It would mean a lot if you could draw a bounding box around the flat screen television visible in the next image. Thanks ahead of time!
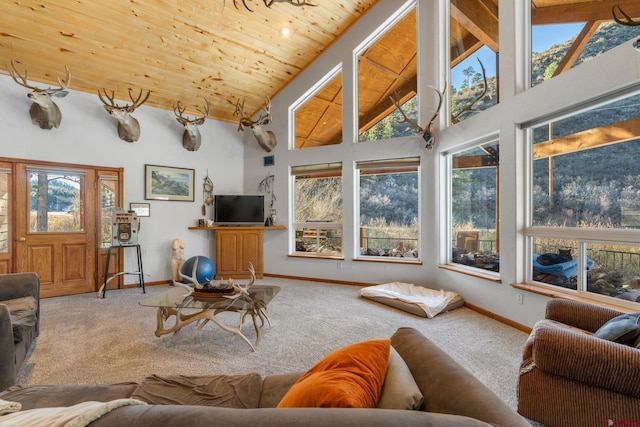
[214,195,265,226]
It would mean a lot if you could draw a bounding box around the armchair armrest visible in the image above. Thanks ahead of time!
[545,299,622,333]
[0,304,17,391]
[0,273,40,336]
[532,324,640,398]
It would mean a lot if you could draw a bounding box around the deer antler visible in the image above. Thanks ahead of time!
[174,99,210,124]
[452,58,488,124]
[7,60,70,93]
[264,0,318,7]
[126,88,151,112]
[97,88,118,107]
[390,83,445,151]
[613,5,640,26]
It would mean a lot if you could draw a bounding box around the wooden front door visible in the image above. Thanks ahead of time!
[14,164,97,297]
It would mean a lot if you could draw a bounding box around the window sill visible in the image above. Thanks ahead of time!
[439,264,501,283]
[288,253,344,261]
[511,282,639,314]
[354,257,422,265]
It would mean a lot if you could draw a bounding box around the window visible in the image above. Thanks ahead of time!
[99,175,118,248]
[450,0,499,124]
[357,158,420,260]
[27,169,84,233]
[530,4,640,87]
[448,139,500,274]
[0,167,9,254]
[294,67,343,149]
[291,163,342,257]
[526,91,640,306]
[358,6,417,142]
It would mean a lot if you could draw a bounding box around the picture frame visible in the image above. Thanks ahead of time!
[130,202,150,217]
[263,155,275,166]
[145,164,195,202]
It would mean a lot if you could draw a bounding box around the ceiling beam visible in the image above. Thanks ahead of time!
[551,21,600,76]
[532,0,640,25]
[533,117,640,160]
[450,0,499,52]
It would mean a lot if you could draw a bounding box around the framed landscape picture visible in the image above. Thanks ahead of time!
[145,164,195,201]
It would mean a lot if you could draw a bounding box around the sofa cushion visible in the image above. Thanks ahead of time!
[131,374,262,408]
[594,312,640,345]
[378,346,423,410]
[277,339,390,408]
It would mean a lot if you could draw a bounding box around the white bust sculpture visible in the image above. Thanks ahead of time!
[170,238,185,283]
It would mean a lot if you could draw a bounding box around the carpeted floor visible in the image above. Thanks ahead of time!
[17,278,530,411]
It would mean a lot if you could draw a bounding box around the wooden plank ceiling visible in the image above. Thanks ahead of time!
[0,0,378,123]
[0,0,639,137]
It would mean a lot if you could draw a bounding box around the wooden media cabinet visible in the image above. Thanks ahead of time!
[188,225,286,279]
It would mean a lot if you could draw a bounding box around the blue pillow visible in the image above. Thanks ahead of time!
[594,313,640,345]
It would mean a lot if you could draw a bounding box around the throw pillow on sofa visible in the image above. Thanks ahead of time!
[277,339,390,408]
[378,346,423,410]
[594,312,640,345]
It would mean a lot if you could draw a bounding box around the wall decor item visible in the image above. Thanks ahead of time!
[173,99,210,151]
[6,60,70,129]
[130,202,150,217]
[145,164,195,202]
[230,0,317,13]
[98,88,151,142]
[233,96,277,152]
[263,155,275,166]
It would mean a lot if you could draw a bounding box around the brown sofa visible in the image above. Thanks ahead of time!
[0,272,40,391]
[517,299,640,427]
[1,327,529,426]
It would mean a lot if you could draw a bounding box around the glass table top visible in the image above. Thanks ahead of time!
[140,285,281,311]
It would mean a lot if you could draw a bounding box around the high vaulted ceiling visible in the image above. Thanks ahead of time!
[1,0,639,134]
[0,0,378,123]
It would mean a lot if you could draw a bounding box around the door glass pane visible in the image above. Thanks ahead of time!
[100,177,118,248]
[28,170,84,233]
[0,169,9,253]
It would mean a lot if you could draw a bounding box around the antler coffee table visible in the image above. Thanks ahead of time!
[139,285,280,351]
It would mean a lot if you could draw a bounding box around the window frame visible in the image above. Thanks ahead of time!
[523,90,640,310]
[444,134,501,281]
[355,157,421,263]
[289,162,344,259]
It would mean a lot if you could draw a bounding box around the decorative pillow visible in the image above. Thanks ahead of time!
[377,346,423,410]
[594,313,640,345]
[277,339,390,408]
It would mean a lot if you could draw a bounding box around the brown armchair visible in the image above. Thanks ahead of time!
[517,299,640,427]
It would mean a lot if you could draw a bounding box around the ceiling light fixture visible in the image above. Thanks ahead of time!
[280,27,293,37]
[229,0,317,13]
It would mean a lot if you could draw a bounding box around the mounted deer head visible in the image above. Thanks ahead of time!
[98,88,150,142]
[6,60,70,129]
[390,83,445,152]
[234,96,278,152]
[452,58,488,124]
[173,99,210,151]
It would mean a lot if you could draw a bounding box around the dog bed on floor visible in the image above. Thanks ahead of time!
[360,282,463,318]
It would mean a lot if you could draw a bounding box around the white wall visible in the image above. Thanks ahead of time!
[243,0,640,327]
[0,76,246,284]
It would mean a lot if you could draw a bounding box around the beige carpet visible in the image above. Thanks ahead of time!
[17,278,529,410]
